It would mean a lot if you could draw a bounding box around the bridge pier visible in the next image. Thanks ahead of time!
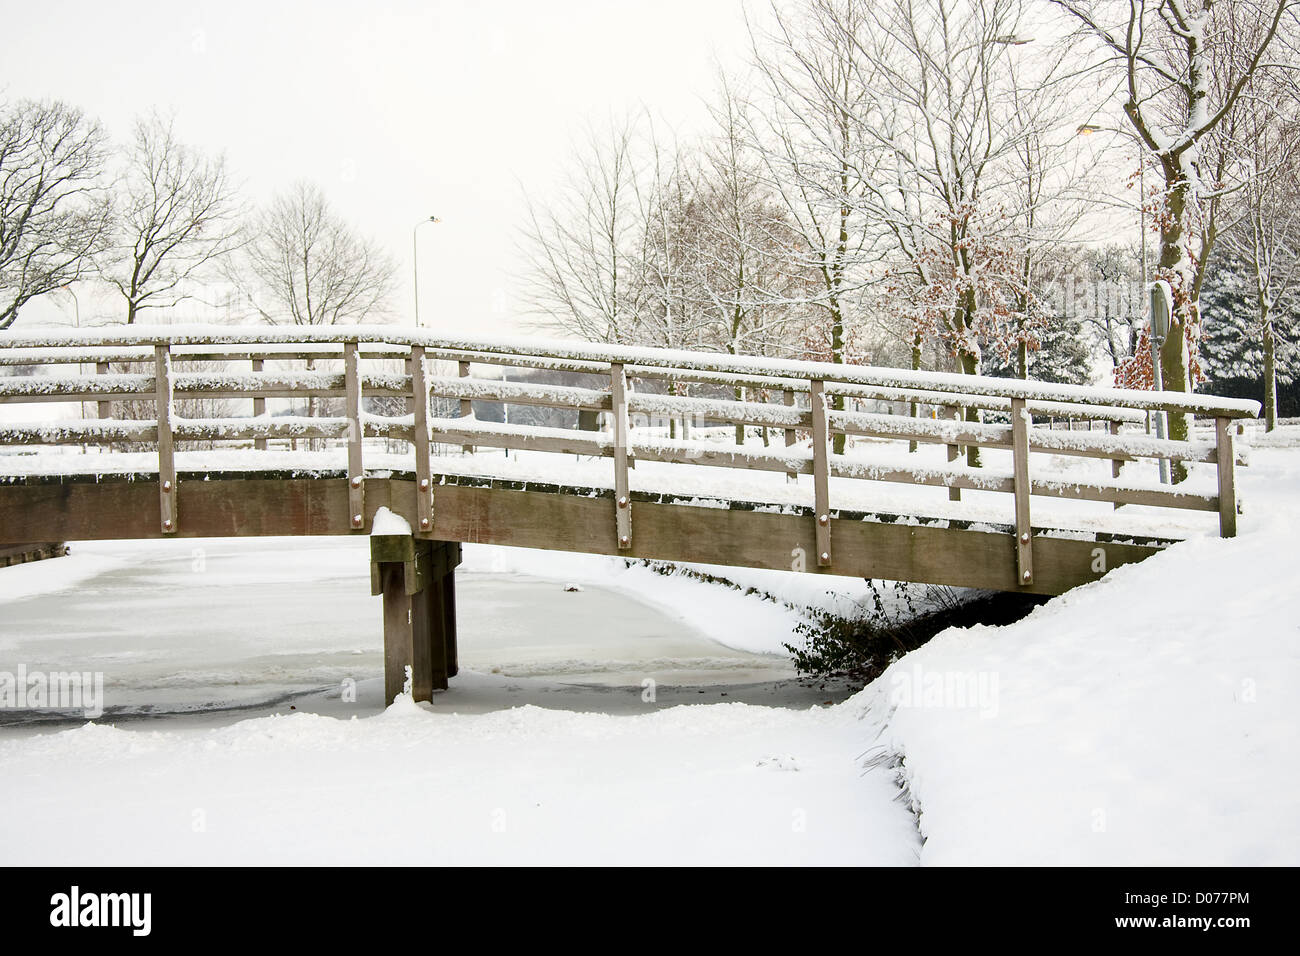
[370,534,461,705]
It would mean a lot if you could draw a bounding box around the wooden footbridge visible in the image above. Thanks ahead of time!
[0,327,1258,703]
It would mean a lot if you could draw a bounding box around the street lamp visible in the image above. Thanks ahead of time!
[412,215,441,329]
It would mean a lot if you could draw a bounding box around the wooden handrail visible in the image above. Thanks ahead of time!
[0,325,1262,419]
[0,327,1256,557]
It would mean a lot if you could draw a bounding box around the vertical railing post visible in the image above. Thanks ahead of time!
[251,358,267,451]
[783,388,796,483]
[1109,419,1123,510]
[96,361,111,421]
[1215,416,1238,538]
[810,379,831,567]
[344,341,365,531]
[411,345,434,536]
[154,344,177,535]
[458,360,474,454]
[610,362,632,551]
[1010,397,1033,586]
[945,404,962,502]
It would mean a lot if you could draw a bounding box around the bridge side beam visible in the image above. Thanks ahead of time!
[0,477,1162,596]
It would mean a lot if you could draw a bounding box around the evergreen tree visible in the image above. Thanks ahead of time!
[983,312,1092,385]
[1200,254,1300,417]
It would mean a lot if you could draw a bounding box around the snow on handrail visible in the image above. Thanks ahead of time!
[0,324,1262,418]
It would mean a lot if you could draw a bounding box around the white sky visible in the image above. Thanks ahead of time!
[2,0,754,334]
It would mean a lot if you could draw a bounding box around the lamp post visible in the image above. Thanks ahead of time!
[412,215,441,328]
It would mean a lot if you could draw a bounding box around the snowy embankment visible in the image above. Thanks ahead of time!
[0,694,921,866]
[855,430,1300,865]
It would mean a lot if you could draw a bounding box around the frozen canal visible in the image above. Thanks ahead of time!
[0,537,915,866]
[0,537,828,725]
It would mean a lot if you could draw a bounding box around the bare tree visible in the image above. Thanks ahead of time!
[0,98,112,330]
[635,123,712,357]
[1077,243,1144,369]
[1052,0,1297,478]
[1220,74,1300,430]
[236,181,395,326]
[835,0,1080,464]
[746,0,888,451]
[519,116,651,344]
[683,80,819,443]
[108,112,244,324]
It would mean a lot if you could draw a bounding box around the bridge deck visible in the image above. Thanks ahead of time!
[1,434,1193,596]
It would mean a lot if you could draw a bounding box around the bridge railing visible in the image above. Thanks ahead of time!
[0,326,1259,586]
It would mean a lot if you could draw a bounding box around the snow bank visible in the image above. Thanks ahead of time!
[0,694,920,865]
[0,548,127,608]
[858,441,1300,864]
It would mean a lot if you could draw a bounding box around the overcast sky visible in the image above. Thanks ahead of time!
[2,0,754,334]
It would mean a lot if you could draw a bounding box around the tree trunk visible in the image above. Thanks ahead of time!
[1157,176,1194,483]
[909,330,922,454]
[955,286,982,468]
[831,303,846,455]
[1263,311,1277,432]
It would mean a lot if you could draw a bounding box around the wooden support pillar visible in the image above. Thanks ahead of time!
[810,379,831,567]
[154,344,177,535]
[371,534,462,705]
[1010,397,1033,586]
[441,567,459,679]
[252,358,267,450]
[1215,416,1238,538]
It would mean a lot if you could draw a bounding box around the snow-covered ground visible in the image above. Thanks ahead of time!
[862,428,1300,865]
[0,427,1296,865]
